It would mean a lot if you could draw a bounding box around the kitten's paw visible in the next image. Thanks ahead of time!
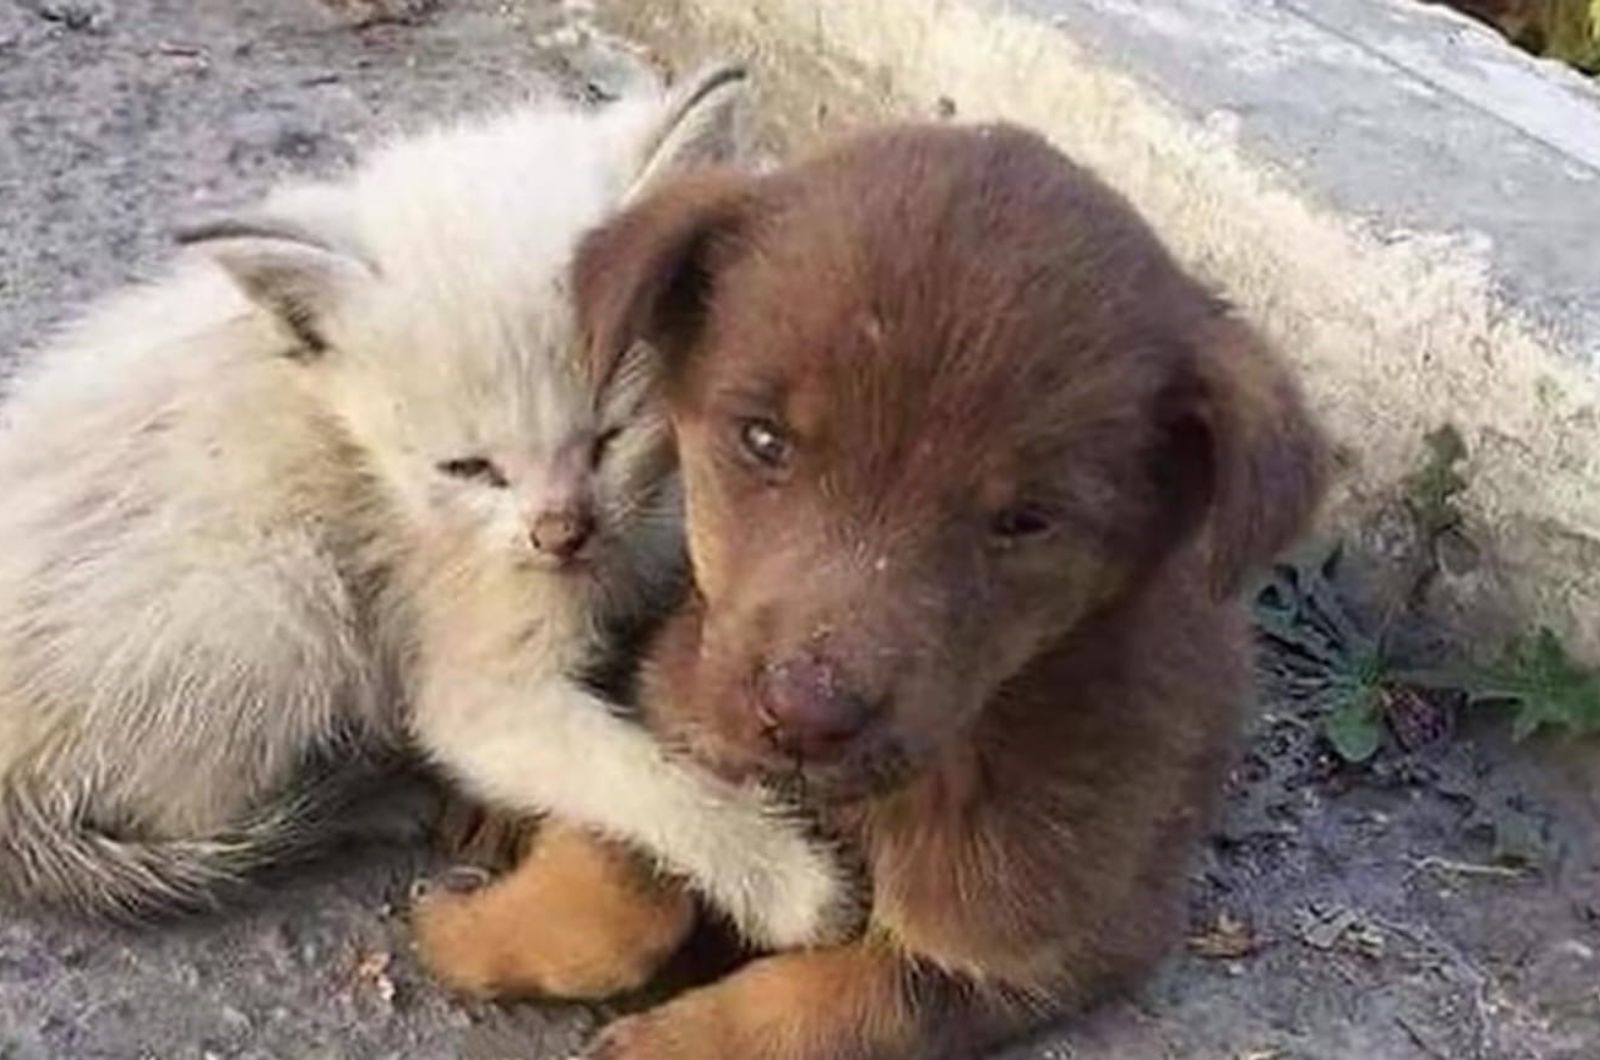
[733,832,866,951]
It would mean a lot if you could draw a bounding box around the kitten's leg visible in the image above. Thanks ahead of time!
[412,674,859,951]
[414,819,694,999]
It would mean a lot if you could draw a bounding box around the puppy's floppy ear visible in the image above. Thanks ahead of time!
[1164,307,1331,598]
[573,170,754,389]
[174,190,375,360]
[625,62,748,202]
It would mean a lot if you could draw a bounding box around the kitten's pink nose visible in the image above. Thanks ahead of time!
[529,508,594,560]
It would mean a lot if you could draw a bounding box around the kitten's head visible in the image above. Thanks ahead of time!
[178,66,746,575]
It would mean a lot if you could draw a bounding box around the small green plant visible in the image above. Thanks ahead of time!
[1404,424,1468,544]
[1256,545,1600,760]
[1256,423,1600,762]
[1323,664,1387,763]
[1414,627,1600,741]
[1398,422,1600,741]
[1254,544,1394,762]
[1254,550,1593,758]
[1401,423,1469,607]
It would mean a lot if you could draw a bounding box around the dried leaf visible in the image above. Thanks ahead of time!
[1487,803,1548,868]
[1343,921,1386,961]
[354,949,391,979]
[1381,684,1454,751]
[1298,905,1359,950]
[1189,912,1260,959]
[351,947,396,1005]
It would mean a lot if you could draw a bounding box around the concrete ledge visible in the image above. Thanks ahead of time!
[604,0,1600,661]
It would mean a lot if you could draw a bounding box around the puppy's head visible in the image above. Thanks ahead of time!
[577,124,1328,798]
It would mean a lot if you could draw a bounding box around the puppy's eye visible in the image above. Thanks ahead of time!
[437,456,508,488]
[989,504,1055,544]
[592,426,624,464]
[738,418,792,470]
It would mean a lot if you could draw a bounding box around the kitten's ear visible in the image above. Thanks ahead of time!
[624,62,748,201]
[574,170,755,390]
[174,193,375,359]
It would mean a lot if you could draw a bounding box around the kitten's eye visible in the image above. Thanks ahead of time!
[437,456,508,488]
[592,426,624,464]
[989,503,1055,545]
[738,418,792,470]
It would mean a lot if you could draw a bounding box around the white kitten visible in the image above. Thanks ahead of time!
[0,66,853,950]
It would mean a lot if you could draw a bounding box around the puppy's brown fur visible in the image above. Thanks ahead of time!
[424,122,1329,1058]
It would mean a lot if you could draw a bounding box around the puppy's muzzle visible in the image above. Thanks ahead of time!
[754,652,884,760]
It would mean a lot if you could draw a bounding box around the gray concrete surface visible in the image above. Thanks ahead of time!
[605,0,1600,667]
[3,2,1599,1059]
[1032,0,1600,362]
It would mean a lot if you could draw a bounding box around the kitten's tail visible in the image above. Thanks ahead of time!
[0,786,318,920]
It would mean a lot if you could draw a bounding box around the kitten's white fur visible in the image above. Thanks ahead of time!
[0,68,852,949]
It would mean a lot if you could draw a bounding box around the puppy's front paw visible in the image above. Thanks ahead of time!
[577,946,913,1060]
[411,884,510,997]
[580,1012,693,1060]
[413,824,696,1001]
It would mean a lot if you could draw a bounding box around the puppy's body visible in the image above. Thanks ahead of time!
[0,71,851,951]
[422,122,1329,1056]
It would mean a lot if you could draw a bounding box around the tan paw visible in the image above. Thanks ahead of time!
[413,822,696,1000]
[580,1013,687,1060]
[411,884,514,997]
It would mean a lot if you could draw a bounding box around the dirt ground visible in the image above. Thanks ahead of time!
[1,2,1597,1058]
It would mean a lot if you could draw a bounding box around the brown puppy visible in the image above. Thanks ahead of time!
[420,122,1330,1058]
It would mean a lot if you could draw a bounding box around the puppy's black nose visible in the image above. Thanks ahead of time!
[756,654,880,758]
[529,508,594,560]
